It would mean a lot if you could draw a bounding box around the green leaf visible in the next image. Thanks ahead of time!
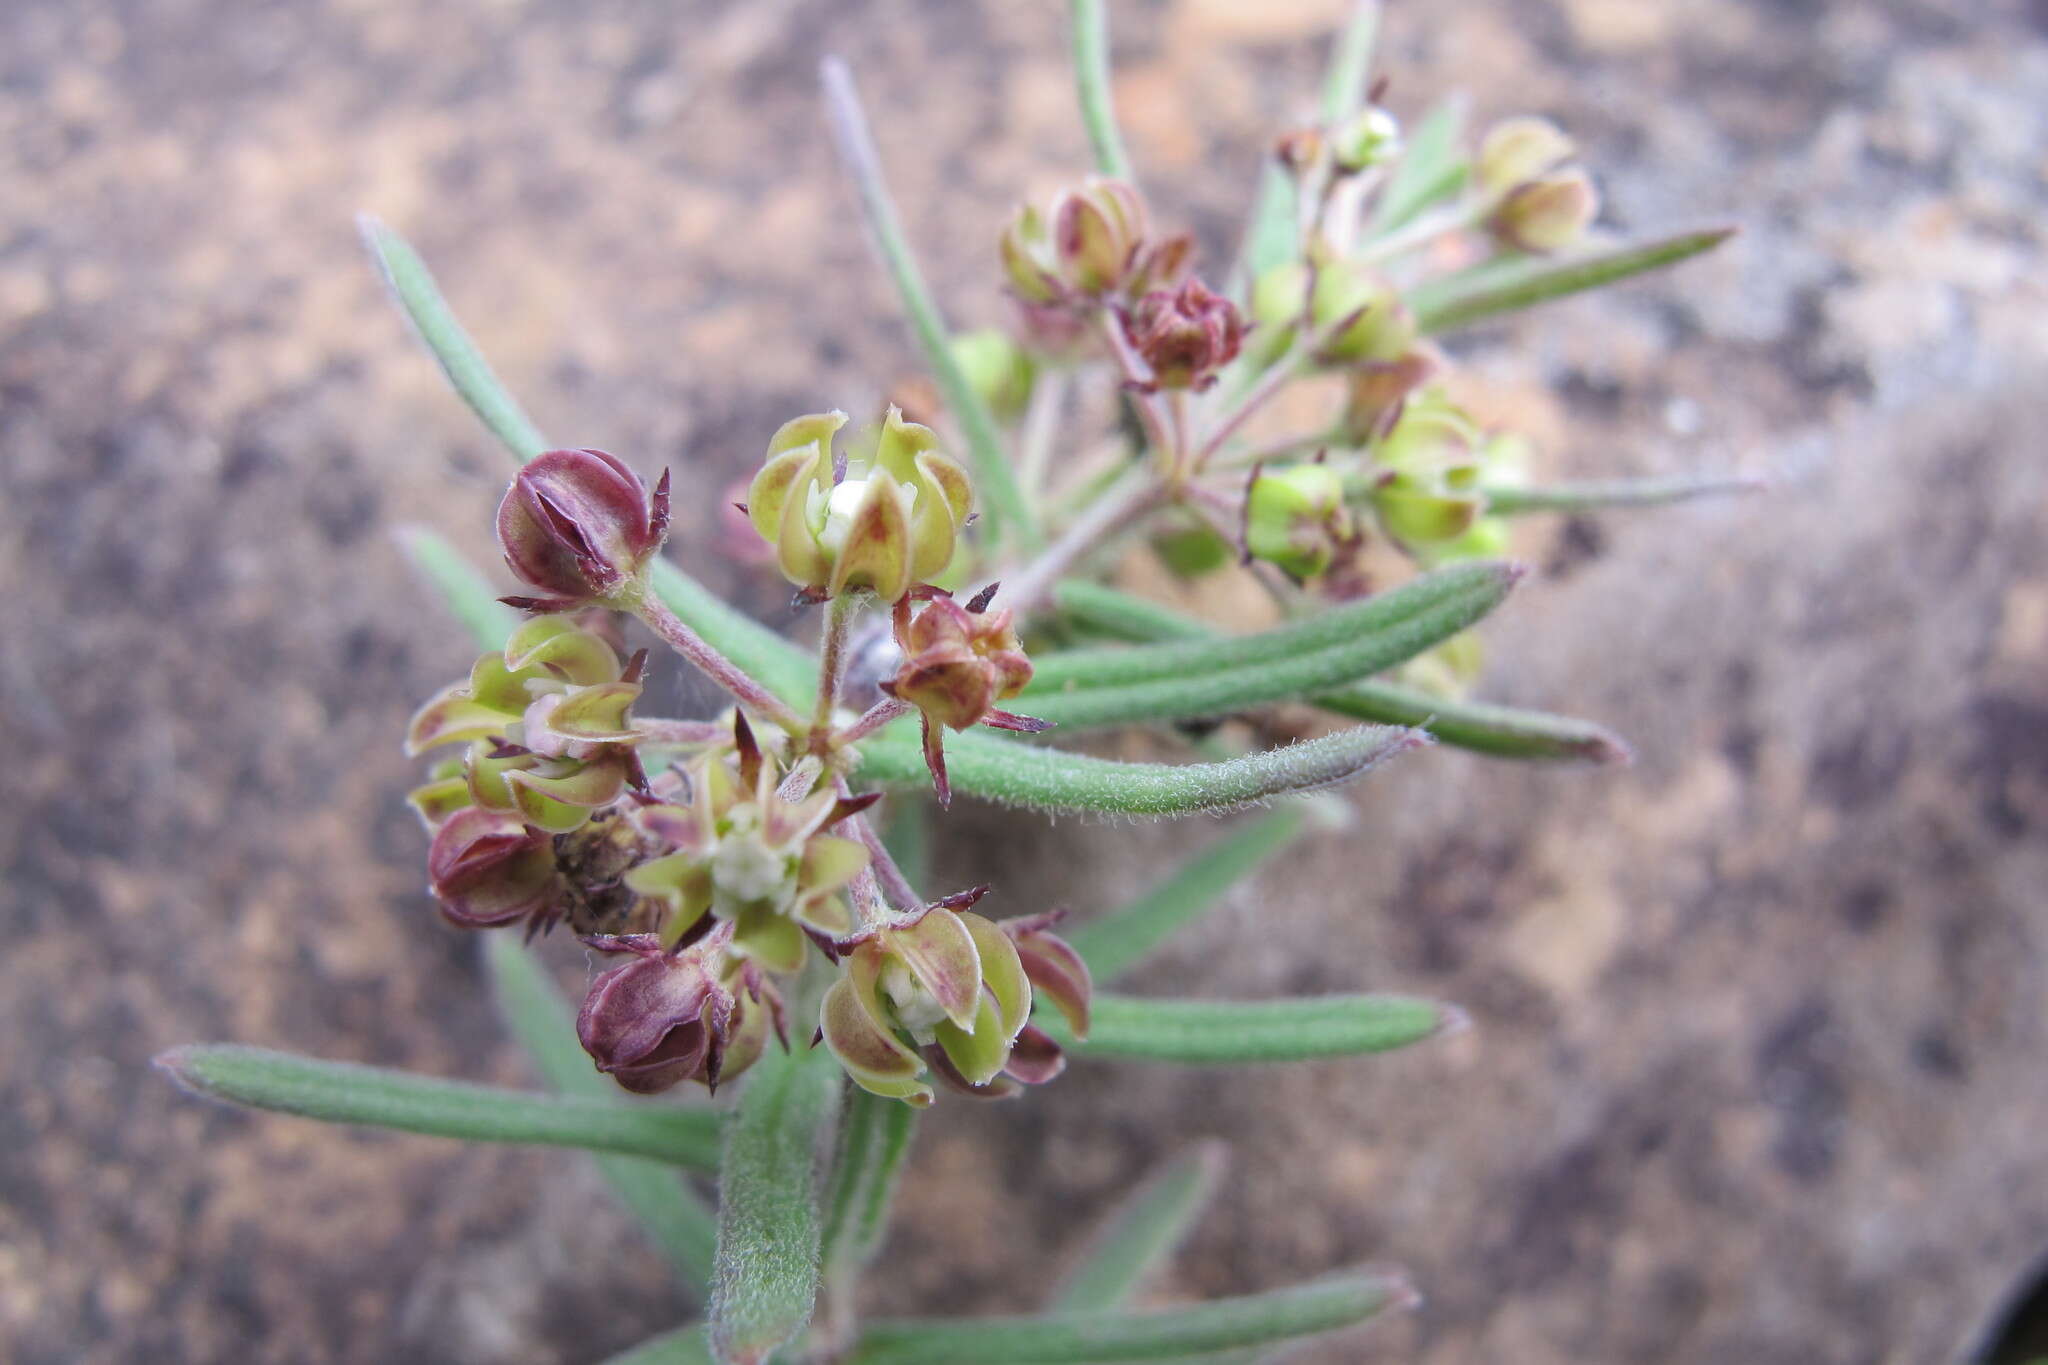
[395,526,520,650]
[1070,0,1135,182]
[710,1044,842,1365]
[819,57,1039,552]
[1051,1142,1228,1314]
[1237,161,1299,291]
[1052,578,1627,763]
[1483,472,1764,516]
[485,936,721,1290]
[1319,1,1383,126]
[599,1325,715,1365]
[820,1087,919,1293]
[1042,993,1458,1065]
[359,215,548,463]
[859,722,1427,817]
[1066,810,1306,982]
[154,1044,722,1169]
[1409,226,1737,335]
[851,1271,1414,1363]
[1030,562,1515,694]
[1369,95,1468,233]
[1020,563,1520,729]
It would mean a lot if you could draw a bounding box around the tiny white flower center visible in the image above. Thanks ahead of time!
[880,960,949,1044]
[815,474,916,554]
[709,807,798,912]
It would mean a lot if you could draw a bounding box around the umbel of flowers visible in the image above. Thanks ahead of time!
[404,438,1088,1102]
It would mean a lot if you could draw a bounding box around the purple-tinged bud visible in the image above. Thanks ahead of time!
[426,806,561,930]
[1476,116,1576,199]
[1123,280,1246,392]
[1054,177,1148,297]
[575,925,770,1094]
[1487,169,1598,254]
[884,589,1049,807]
[1003,911,1093,1043]
[496,448,669,609]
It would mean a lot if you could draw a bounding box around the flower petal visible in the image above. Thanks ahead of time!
[884,907,982,1031]
[821,973,932,1107]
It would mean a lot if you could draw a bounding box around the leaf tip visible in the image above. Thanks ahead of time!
[1431,1001,1472,1040]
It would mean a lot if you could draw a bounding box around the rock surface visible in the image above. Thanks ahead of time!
[5,1,2046,1362]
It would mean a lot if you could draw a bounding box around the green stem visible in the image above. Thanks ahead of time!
[819,57,1040,552]
[1069,0,1135,181]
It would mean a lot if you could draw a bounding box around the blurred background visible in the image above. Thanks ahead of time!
[5,0,2046,1361]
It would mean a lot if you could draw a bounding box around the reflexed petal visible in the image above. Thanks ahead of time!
[730,904,807,975]
[821,974,932,1107]
[797,835,870,898]
[885,907,983,1031]
[543,681,642,742]
[467,651,539,715]
[830,477,914,602]
[747,442,822,544]
[959,912,1030,1041]
[405,685,505,755]
[1012,927,1093,1039]
[1003,1023,1067,1085]
[795,891,853,937]
[933,989,1013,1088]
[503,616,620,684]
[406,775,472,830]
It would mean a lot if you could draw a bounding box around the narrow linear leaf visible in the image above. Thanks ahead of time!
[710,1044,842,1365]
[1483,473,1765,516]
[485,936,721,1289]
[360,215,547,462]
[1070,0,1135,181]
[396,525,520,649]
[1319,0,1382,125]
[1053,578,1627,763]
[860,721,1428,816]
[1023,564,1521,729]
[1029,561,1516,694]
[1042,993,1458,1065]
[1369,95,1468,234]
[1067,809,1305,982]
[600,1325,715,1365]
[154,1044,721,1169]
[820,1087,919,1293]
[819,57,1038,551]
[1409,226,1737,335]
[1052,1142,1229,1314]
[1236,160,1299,292]
[852,1271,1414,1364]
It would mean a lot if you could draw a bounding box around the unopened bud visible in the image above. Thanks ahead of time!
[1310,260,1416,365]
[1331,107,1402,173]
[886,590,1049,806]
[1488,169,1598,253]
[1244,463,1357,582]
[496,448,668,609]
[426,806,561,930]
[575,926,775,1094]
[1124,279,1246,391]
[1476,116,1577,198]
[949,329,1036,420]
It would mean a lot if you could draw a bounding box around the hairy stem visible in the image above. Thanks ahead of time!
[837,697,913,747]
[633,590,808,736]
[813,594,860,737]
[634,718,732,746]
[852,812,922,911]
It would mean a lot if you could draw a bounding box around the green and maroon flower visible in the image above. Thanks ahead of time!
[745,406,973,605]
[623,716,872,973]
[884,585,1050,806]
[1001,177,1190,306]
[424,805,561,932]
[1123,279,1246,392]
[405,615,646,834]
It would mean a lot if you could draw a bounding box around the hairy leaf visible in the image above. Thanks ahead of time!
[1409,226,1736,335]
[1369,96,1467,233]
[820,57,1038,550]
[1070,0,1135,181]
[859,722,1427,816]
[599,1326,715,1365]
[360,215,548,462]
[710,1044,842,1365]
[1051,1142,1228,1314]
[1067,809,1306,981]
[1043,993,1458,1065]
[820,1086,920,1299]
[486,936,720,1289]
[852,1271,1414,1363]
[1484,473,1764,516]
[1053,579,1627,762]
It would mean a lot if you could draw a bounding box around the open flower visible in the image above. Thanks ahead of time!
[884,586,1050,806]
[575,925,778,1094]
[623,715,872,973]
[497,448,669,610]
[820,898,1093,1105]
[405,615,645,834]
[745,407,972,604]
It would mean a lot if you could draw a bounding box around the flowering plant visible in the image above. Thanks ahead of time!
[158,3,1743,1361]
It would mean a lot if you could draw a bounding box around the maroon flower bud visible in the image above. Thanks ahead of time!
[426,806,561,930]
[884,587,1050,806]
[496,448,669,609]
[575,925,772,1094]
[1123,280,1245,392]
